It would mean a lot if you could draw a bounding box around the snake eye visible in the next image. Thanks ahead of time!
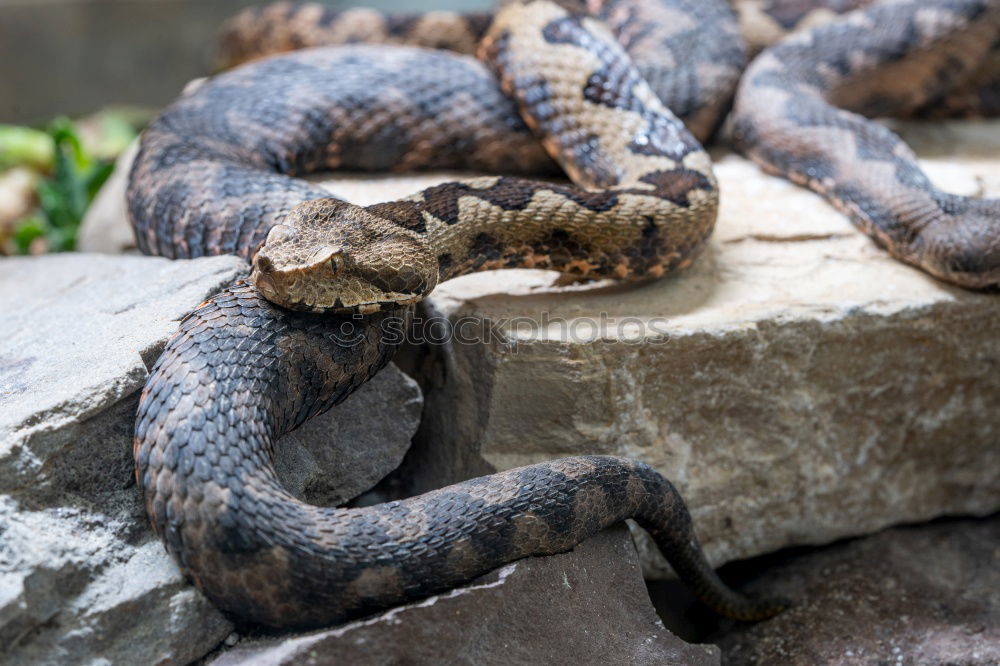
[329,254,341,275]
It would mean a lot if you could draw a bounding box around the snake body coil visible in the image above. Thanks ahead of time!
[130,0,999,629]
[732,0,1000,287]
[131,0,780,628]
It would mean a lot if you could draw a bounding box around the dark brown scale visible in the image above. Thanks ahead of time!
[733,0,1000,288]
[132,0,780,629]
[757,0,872,30]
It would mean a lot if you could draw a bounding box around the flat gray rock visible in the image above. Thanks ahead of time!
[0,253,246,497]
[0,497,231,666]
[211,526,719,666]
[711,516,1000,665]
[0,254,422,665]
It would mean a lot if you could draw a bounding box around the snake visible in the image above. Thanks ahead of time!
[127,0,999,630]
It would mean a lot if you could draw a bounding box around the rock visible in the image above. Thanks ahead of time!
[0,254,422,665]
[709,515,1000,665]
[273,364,423,507]
[0,499,232,666]
[393,119,1000,577]
[77,140,139,254]
[210,525,719,666]
[0,254,247,502]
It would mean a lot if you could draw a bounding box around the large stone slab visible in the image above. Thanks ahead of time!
[210,526,719,666]
[0,254,246,499]
[0,497,232,666]
[0,254,422,665]
[394,120,1000,577]
[710,515,1000,665]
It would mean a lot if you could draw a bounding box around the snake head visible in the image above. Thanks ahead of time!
[251,198,439,313]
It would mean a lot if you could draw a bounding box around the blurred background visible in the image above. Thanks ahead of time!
[0,0,490,123]
[0,0,489,255]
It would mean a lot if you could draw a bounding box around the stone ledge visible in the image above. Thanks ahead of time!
[0,253,422,664]
[709,515,1000,665]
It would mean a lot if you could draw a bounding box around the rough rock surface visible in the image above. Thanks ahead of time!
[210,525,720,666]
[77,140,139,254]
[0,254,422,665]
[396,120,1000,577]
[78,119,1000,578]
[710,515,1000,665]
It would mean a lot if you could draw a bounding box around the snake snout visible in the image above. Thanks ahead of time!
[253,251,275,275]
[249,251,286,305]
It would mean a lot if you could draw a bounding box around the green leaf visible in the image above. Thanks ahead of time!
[12,215,46,254]
[46,221,78,252]
[4,115,126,254]
[48,117,90,170]
[0,125,55,171]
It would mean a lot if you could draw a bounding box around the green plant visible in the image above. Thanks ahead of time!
[9,118,115,253]
[0,125,54,171]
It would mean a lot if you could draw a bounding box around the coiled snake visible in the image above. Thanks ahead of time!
[129,0,1000,629]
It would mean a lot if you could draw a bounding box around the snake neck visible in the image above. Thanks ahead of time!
[386,173,718,286]
[355,0,723,289]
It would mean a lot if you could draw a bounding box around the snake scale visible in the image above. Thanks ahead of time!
[129,0,1000,629]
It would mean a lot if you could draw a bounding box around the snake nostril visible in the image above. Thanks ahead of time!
[255,254,274,273]
[254,271,277,298]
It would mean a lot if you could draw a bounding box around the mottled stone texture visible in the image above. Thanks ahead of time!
[210,526,720,666]
[0,254,421,665]
[710,516,1000,665]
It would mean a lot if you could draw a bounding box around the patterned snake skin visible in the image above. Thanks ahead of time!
[733,0,1000,287]
[129,0,998,629]
[245,1,724,313]
[130,0,785,629]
